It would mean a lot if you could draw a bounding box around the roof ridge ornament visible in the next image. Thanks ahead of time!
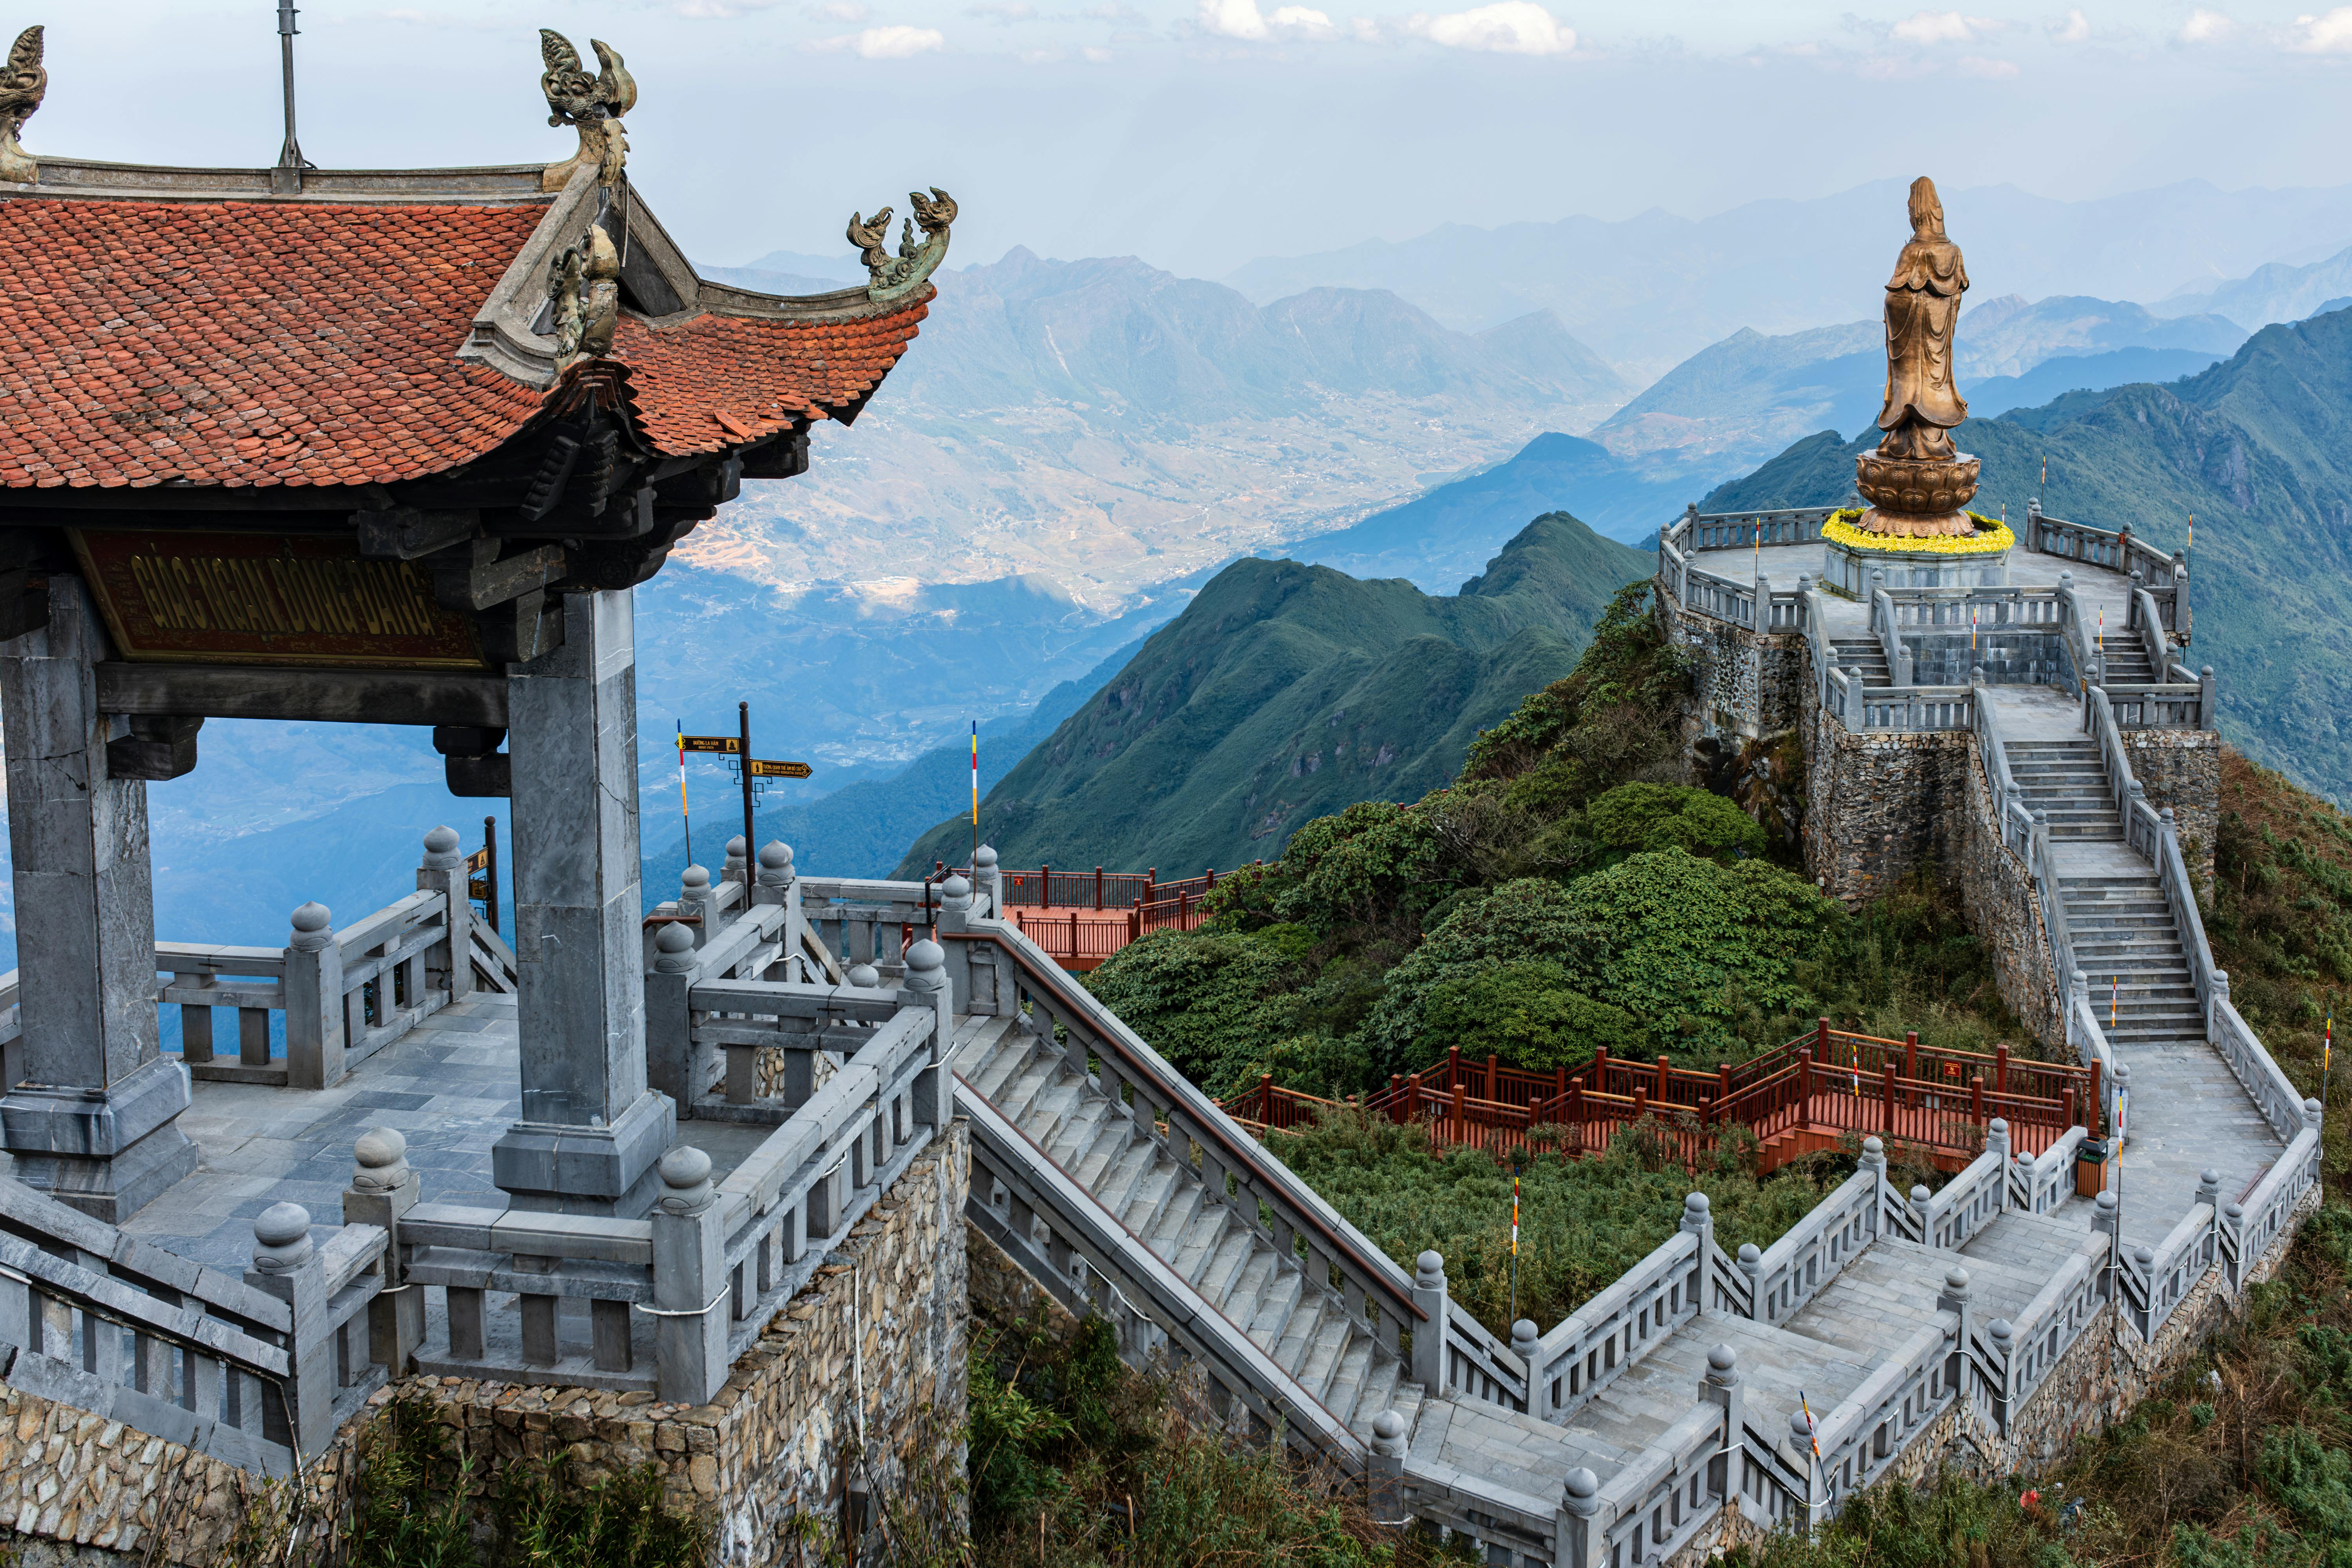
[539,29,634,193]
[547,222,622,370]
[0,24,45,186]
[849,186,957,302]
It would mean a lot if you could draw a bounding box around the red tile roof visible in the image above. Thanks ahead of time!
[0,194,932,492]
[0,197,548,490]
[608,297,929,456]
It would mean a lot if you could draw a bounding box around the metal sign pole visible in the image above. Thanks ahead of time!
[484,815,499,936]
[737,701,755,863]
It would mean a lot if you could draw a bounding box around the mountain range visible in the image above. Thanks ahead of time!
[1703,305,2352,807]
[894,513,1653,877]
[1224,178,2352,376]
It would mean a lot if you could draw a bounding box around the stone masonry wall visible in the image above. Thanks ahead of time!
[1659,590,1811,742]
[2122,729,2221,894]
[1803,704,1972,904]
[0,1122,970,1568]
[1956,737,2064,1048]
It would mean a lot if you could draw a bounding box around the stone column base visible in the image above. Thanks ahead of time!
[491,1088,675,1215]
[0,1057,198,1222]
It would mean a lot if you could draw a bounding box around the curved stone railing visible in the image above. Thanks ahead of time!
[1526,1218,1701,1423]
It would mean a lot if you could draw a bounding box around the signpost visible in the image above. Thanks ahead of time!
[466,817,499,935]
[677,702,811,873]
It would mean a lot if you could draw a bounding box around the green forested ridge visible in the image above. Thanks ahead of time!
[1704,305,2352,804]
[893,511,1653,878]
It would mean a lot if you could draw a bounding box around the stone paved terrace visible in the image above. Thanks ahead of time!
[0,991,774,1271]
[1732,538,2142,635]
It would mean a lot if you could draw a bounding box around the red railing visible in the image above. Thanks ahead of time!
[1219,1020,2096,1171]
[1008,909,1133,968]
[937,861,1258,911]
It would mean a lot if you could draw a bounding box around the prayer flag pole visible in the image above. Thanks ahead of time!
[677,721,692,869]
[1509,1159,1521,1328]
[971,719,980,873]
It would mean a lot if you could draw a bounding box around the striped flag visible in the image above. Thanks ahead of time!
[970,720,979,827]
[676,721,693,864]
[1511,1171,1521,1258]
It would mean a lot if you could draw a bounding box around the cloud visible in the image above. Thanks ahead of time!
[1889,10,1994,43]
[812,0,868,18]
[1083,43,1114,58]
[812,22,947,53]
[2290,7,2352,50]
[1198,0,1337,39]
[672,0,789,16]
[2052,7,2089,40]
[965,0,1034,17]
[2179,8,2232,39]
[1957,53,2019,74]
[1409,1,1573,54]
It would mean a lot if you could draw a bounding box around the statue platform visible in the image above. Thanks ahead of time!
[1821,511,2014,595]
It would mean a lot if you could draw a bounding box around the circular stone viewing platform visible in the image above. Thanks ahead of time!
[1821,508,2014,595]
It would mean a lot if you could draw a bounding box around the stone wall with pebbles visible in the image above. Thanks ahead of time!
[0,1122,969,1567]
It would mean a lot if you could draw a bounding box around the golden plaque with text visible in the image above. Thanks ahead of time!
[68,530,487,669]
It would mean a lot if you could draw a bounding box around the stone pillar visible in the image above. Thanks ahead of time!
[1410,1250,1448,1390]
[1738,1242,1763,1319]
[1699,1344,1742,1501]
[1681,1191,1714,1315]
[645,923,698,1115]
[246,1200,336,1456]
[1859,1134,1889,1228]
[495,591,673,1214]
[974,844,1003,917]
[905,939,953,1135]
[1936,1267,1970,1396]
[649,1145,729,1406]
[416,826,474,1002]
[343,1127,424,1377]
[0,576,195,1222]
[1368,1410,1408,1522]
[935,875,975,1013]
[1561,1467,1604,1568]
[284,902,346,1091]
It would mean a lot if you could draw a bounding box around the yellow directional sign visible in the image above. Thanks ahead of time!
[747,758,812,780]
[680,735,742,755]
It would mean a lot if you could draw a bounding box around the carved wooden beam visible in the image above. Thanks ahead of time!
[95,664,508,728]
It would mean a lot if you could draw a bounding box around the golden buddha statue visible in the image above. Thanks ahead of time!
[1855,177,1981,536]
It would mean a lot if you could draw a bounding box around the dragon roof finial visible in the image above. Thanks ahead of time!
[0,25,46,187]
[539,29,635,193]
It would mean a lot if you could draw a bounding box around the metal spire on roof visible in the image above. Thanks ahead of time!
[272,0,315,192]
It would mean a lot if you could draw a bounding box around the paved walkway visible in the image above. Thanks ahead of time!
[1718,541,2140,644]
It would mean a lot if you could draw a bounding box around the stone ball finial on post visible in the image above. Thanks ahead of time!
[1415,1250,1446,1289]
[251,1202,315,1274]
[940,873,973,916]
[351,1127,410,1194]
[846,962,882,989]
[653,922,696,974]
[1705,1343,1738,1385]
[1511,1319,1539,1361]
[1371,1408,1407,1453]
[422,824,463,870]
[656,1144,715,1216]
[1681,1191,1711,1234]
[722,836,748,882]
[1563,1466,1600,1516]
[758,841,795,887]
[680,863,710,903]
[289,900,333,951]
[974,844,998,871]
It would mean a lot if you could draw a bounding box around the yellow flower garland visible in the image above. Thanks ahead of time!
[1823,508,2014,557]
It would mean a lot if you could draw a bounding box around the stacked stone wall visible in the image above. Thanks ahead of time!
[1659,590,1810,741]
[0,1123,969,1567]
[1955,738,2064,1047]
[2121,729,2221,893]
[1802,705,1971,904]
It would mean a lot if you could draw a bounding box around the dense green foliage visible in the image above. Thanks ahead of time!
[970,1308,1450,1568]
[1263,1109,1874,1333]
[1704,306,2352,806]
[896,512,1653,878]
[1085,582,2022,1107]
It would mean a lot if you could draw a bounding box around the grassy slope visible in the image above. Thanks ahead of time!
[1702,307,2352,804]
[894,512,1653,876]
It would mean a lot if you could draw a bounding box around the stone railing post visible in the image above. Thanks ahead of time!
[343,1128,423,1376]
[677,863,712,946]
[974,844,1004,918]
[1699,1344,1742,1499]
[284,901,344,1091]
[2210,970,2230,1036]
[2223,1200,2247,1289]
[1986,1318,2015,1431]
[1562,1467,1603,1568]
[720,835,748,886]
[2112,1061,2132,1145]
[1369,1411,1408,1522]
[650,1145,729,1405]
[903,940,954,1132]
[1859,1134,1889,1229]
[1680,1192,1714,1316]
[1512,1318,1540,1410]
[1410,1250,1448,1390]
[1738,1243,1763,1319]
[1936,1267,1970,1396]
[645,923,698,1114]
[2199,666,2217,731]
[1909,1183,1931,1237]
[935,875,976,1014]
[753,840,794,907]
[246,1201,336,1456]
[1791,1408,1826,1528]
[417,825,474,1001]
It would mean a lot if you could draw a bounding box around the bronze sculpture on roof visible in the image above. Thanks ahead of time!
[539,29,633,191]
[0,25,44,185]
[1855,176,1981,537]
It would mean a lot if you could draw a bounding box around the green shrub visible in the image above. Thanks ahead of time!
[1416,961,1639,1072]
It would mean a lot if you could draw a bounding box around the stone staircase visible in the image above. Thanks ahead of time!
[955,1014,1426,1443]
[1829,637,1892,687]
[2062,873,2206,1051]
[2004,739,2123,841]
[2098,632,2157,686]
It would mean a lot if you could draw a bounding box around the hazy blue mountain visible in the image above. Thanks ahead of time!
[1965,349,2232,422]
[1281,432,1699,579]
[1702,308,2352,805]
[893,513,1653,877]
[2155,244,2352,330]
[1224,178,2352,374]
[1958,294,2245,378]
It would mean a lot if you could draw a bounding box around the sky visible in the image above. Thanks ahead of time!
[28,2,2352,282]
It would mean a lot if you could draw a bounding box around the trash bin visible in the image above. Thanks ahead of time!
[2075,1137,2108,1197]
